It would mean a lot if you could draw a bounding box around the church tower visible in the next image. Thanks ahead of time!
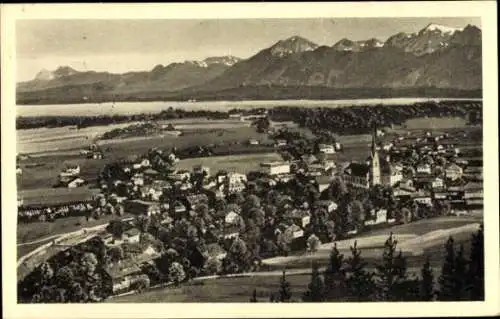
[369,123,381,186]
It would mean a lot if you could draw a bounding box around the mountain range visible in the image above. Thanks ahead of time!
[17,23,482,104]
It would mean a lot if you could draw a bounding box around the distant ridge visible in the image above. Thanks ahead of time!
[17,23,482,104]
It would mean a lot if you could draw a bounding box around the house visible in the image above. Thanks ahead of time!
[226,172,247,194]
[61,164,81,176]
[223,226,240,239]
[260,161,291,176]
[315,175,332,193]
[463,182,483,200]
[184,194,209,211]
[168,170,191,182]
[193,165,210,177]
[102,261,149,295]
[249,139,260,145]
[123,228,141,243]
[416,163,432,174]
[431,177,445,190]
[131,173,144,186]
[172,202,187,215]
[274,139,287,147]
[317,200,337,213]
[143,168,159,178]
[66,177,85,188]
[412,191,432,206]
[445,163,463,181]
[318,144,336,154]
[389,165,404,186]
[124,200,160,216]
[275,223,304,241]
[283,209,311,228]
[225,210,240,225]
[140,185,163,201]
[301,154,318,164]
[133,158,151,170]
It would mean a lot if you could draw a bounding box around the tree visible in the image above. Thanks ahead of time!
[68,282,87,303]
[249,289,258,302]
[108,246,124,263]
[203,257,223,275]
[323,243,347,300]
[374,233,411,301]
[168,262,186,286]
[39,262,54,285]
[347,200,365,231]
[106,219,126,239]
[80,252,99,276]
[306,234,320,253]
[227,238,251,272]
[302,262,325,302]
[278,270,292,302]
[465,224,484,300]
[54,266,74,289]
[136,215,151,233]
[345,241,375,301]
[438,237,462,301]
[420,256,435,301]
[454,244,468,300]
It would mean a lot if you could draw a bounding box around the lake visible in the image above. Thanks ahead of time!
[16,97,481,117]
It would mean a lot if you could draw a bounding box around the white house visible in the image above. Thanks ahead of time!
[260,161,291,176]
[225,211,240,225]
[416,163,432,174]
[445,163,463,181]
[131,173,144,186]
[431,177,445,189]
[318,144,336,154]
[68,178,85,188]
[123,228,141,243]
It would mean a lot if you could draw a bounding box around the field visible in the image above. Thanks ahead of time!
[176,153,283,174]
[17,213,134,244]
[17,156,112,190]
[18,187,100,206]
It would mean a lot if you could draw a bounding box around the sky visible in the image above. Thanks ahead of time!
[16,17,481,82]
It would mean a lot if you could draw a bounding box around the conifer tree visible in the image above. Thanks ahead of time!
[303,262,325,302]
[249,289,258,302]
[323,243,347,300]
[466,224,484,300]
[454,244,468,300]
[374,233,411,300]
[345,241,375,301]
[419,256,435,301]
[438,237,457,300]
[278,270,292,302]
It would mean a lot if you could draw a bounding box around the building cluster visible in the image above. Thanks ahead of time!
[342,126,483,213]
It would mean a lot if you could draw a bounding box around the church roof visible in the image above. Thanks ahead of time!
[344,163,370,177]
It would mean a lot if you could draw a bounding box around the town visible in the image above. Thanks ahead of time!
[17,104,483,302]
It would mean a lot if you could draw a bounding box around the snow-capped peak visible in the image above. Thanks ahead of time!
[421,23,463,35]
[270,35,318,57]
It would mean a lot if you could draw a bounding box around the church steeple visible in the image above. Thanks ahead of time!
[369,121,381,186]
[371,122,377,157]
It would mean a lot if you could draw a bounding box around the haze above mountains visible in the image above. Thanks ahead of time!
[17,23,482,104]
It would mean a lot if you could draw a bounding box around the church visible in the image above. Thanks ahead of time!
[342,124,402,189]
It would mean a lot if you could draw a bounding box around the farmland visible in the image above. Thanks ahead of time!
[176,153,283,174]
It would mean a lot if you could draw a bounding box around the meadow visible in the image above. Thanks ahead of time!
[176,153,284,174]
